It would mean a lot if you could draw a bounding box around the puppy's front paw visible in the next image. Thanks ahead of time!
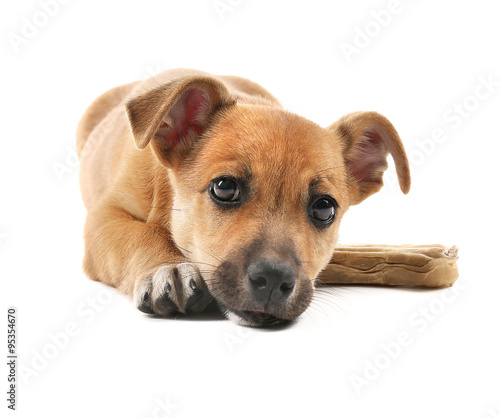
[134,263,213,316]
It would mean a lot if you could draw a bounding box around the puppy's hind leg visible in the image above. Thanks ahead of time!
[76,81,138,157]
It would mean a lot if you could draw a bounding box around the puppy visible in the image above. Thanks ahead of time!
[77,68,410,327]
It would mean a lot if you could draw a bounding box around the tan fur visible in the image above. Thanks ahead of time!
[77,68,410,324]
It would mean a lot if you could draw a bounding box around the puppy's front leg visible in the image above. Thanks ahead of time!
[83,202,213,315]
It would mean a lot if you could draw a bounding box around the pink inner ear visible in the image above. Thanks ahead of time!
[347,131,387,184]
[160,88,208,147]
[183,88,207,135]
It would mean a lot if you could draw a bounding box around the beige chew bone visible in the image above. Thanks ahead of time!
[318,244,459,288]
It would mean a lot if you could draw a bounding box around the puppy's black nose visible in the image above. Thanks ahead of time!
[247,260,295,304]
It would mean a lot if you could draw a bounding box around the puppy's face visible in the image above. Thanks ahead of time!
[127,76,410,326]
[169,106,348,325]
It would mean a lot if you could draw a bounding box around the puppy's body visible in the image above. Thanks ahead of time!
[77,68,410,326]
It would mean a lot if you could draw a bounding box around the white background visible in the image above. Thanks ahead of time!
[1,1,499,417]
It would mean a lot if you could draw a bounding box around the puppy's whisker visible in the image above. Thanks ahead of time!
[142,260,217,276]
[148,229,194,256]
[184,261,218,269]
[312,300,347,317]
[324,289,358,306]
[317,285,360,299]
[311,288,352,316]
[187,242,223,263]
[198,296,219,313]
[150,206,183,211]
[306,303,328,320]
[195,268,217,273]
[330,286,369,296]
[310,297,342,314]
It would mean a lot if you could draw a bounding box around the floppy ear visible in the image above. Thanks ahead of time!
[126,76,235,165]
[328,111,411,205]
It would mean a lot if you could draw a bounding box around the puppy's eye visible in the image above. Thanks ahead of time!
[309,196,337,226]
[210,177,241,203]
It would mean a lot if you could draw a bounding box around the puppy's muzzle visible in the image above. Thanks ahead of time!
[247,259,295,305]
[211,245,312,327]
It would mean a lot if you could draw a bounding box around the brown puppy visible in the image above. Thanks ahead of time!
[77,68,410,327]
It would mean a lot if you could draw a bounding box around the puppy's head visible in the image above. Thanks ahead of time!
[126,76,411,326]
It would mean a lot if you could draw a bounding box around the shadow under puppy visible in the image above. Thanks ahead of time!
[77,68,410,327]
